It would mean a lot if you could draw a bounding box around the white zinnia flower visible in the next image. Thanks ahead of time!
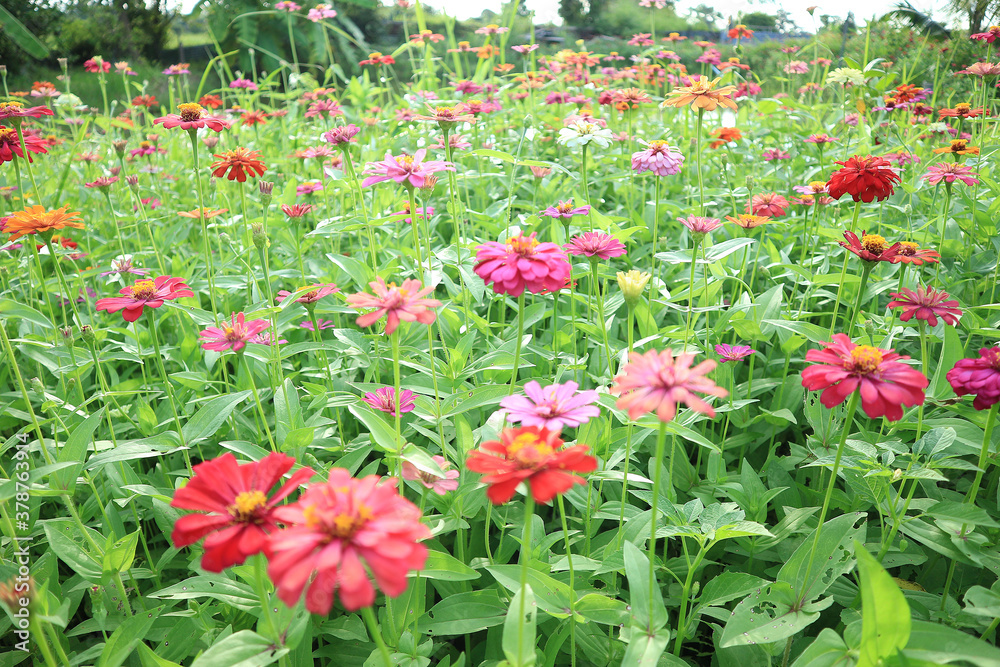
[557,120,614,149]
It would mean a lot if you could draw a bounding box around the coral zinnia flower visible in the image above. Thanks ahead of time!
[4,205,83,243]
[947,347,1000,410]
[728,24,754,39]
[210,147,267,183]
[923,162,979,186]
[346,278,441,335]
[0,126,47,164]
[887,286,962,327]
[240,110,268,127]
[611,349,728,422]
[746,192,788,217]
[276,283,339,305]
[402,455,459,495]
[826,155,901,203]
[709,127,742,149]
[661,76,738,111]
[200,312,271,352]
[154,102,230,132]
[500,381,600,431]
[466,426,598,504]
[267,469,430,613]
[726,214,770,230]
[171,452,313,572]
[938,103,987,119]
[96,276,193,322]
[362,386,415,416]
[957,62,1000,77]
[801,334,927,421]
[321,124,361,145]
[840,231,901,263]
[564,231,627,259]
[891,241,939,265]
[361,149,454,189]
[631,140,685,175]
[972,25,1000,42]
[178,208,228,220]
[474,231,572,296]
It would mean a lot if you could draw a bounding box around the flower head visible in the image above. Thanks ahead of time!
[746,192,788,218]
[346,278,441,335]
[267,469,430,613]
[200,313,271,352]
[827,155,901,203]
[501,381,600,431]
[887,287,962,327]
[362,386,415,416]
[277,283,339,305]
[709,127,742,149]
[466,427,597,504]
[474,232,572,296]
[5,205,83,242]
[661,76,737,111]
[402,455,459,495]
[100,255,150,282]
[891,241,939,265]
[617,270,650,307]
[716,344,756,363]
[762,148,791,161]
[933,139,979,156]
[96,276,193,322]
[827,68,866,86]
[557,120,615,149]
[947,347,1000,410]
[171,453,313,572]
[361,149,454,189]
[0,125,47,164]
[564,231,627,259]
[154,103,230,132]
[840,230,901,263]
[300,319,335,332]
[923,162,979,186]
[0,102,54,121]
[726,214,770,230]
[541,199,590,218]
[611,349,727,422]
[679,215,722,243]
[801,334,928,421]
[631,140,685,175]
[210,148,267,182]
[321,124,361,145]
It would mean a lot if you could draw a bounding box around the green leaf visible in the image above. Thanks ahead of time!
[97,606,162,667]
[789,628,851,667]
[138,643,184,667]
[418,590,507,636]
[698,572,771,608]
[51,409,103,492]
[623,541,667,631]
[149,575,259,612]
[348,403,401,452]
[486,565,572,617]
[274,378,303,443]
[183,391,252,443]
[421,549,480,582]
[42,520,102,583]
[0,5,48,59]
[189,629,288,667]
[0,298,53,328]
[777,512,866,602]
[902,620,1000,666]
[620,626,671,667]
[855,541,910,667]
[103,530,139,575]
[964,585,1000,618]
[925,500,1000,529]
[720,581,832,648]
[574,594,629,625]
[501,585,537,667]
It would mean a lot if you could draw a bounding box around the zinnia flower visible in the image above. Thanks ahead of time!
[617,270,650,307]
[171,452,314,572]
[300,319,335,331]
[762,148,790,161]
[0,125,47,164]
[726,214,769,230]
[840,231,901,263]
[362,387,416,416]
[746,192,788,218]
[933,139,979,156]
[826,155,901,203]
[661,76,737,111]
[321,125,361,145]
[154,103,230,132]
[210,148,267,183]
[346,278,441,335]
[4,205,83,242]
[0,101,54,121]
[100,255,150,282]
[801,334,927,420]
[474,232,572,296]
[276,283,339,305]
[266,469,430,613]
[541,200,590,218]
[557,120,615,148]
[631,140,684,175]
[465,426,598,504]
[709,127,742,149]
[500,381,600,431]
[564,232,627,259]
[611,349,727,422]
[887,287,962,327]
[716,344,756,362]
[947,347,1000,410]
[891,241,939,265]
[200,312,271,352]
[96,276,193,322]
[923,162,979,186]
[402,456,459,495]
[361,149,454,189]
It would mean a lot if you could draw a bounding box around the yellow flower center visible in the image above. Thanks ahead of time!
[305,503,374,539]
[648,140,669,149]
[459,41,470,48]
[0,127,16,142]
[228,490,267,521]
[223,326,240,341]
[850,346,884,374]
[398,155,414,168]
[808,180,826,191]
[508,234,539,255]
[507,432,554,466]
[951,139,968,151]
[129,279,156,299]
[861,234,886,254]
[898,241,918,256]
[0,101,24,111]
[177,103,204,121]
[139,141,152,149]
[955,103,972,111]
[369,52,383,59]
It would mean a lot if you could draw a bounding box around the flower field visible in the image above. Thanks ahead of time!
[4,8,1000,667]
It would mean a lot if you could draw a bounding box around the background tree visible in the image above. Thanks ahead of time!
[740,10,777,29]
[688,3,722,29]
[947,0,998,33]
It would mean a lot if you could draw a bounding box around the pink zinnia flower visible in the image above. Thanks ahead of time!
[679,215,722,241]
[170,452,313,572]
[266,469,430,613]
[275,0,300,10]
[746,192,789,218]
[564,231,627,259]
[474,232,572,296]
[716,343,756,362]
[783,61,809,74]
[762,148,790,161]
[276,283,339,305]
[346,278,441,335]
[947,347,1000,410]
[296,182,323,197]
[250,332,287,346]
[361,149,454,189]
[96,276,193,322]
[887,287,962,327]
[362,386,416,416]
[306,99,344,119]
[321,124,361,145]
[300,319,335,331]
[308,3,337,21]
[500,380,600,430]
[229,78,258,90]
[154,103,230,132]
[801,334,928,421]
[200,313,271,352]
[541,199,591,218]
[402,455,460,495]
[610,349,728,422]
[923,162,979,186]
[631,140,685,176]
[805,134,838,145]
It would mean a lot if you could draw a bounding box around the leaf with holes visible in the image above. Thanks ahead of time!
[719,581,833,647]
[777,512,866,603]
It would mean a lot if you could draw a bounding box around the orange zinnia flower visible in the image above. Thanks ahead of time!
[210,148,267,183]
[5,205,83,242]
[178,208,229,219]
[661,76,737,112]
[933,139,979,156]
[709,127,742,148]
[725,214,770,230]
[241,110,268,127]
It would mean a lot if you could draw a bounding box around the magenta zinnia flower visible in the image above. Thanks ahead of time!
[95,276,193,322]
[887,287,962,327]
[541,199,591,218]
[266,469,430,613]
[362,386,416,416]
[923,162,979,186]
[361,148,454,189]
[200,313,271,352]
[716,343,756,362]
[402,455,460,495]
[500,380,600,430]
[611,349,728,422]
[564,232,627,259]
[300,319,335,331]
[321,124,361,145]
[346,278,441,335]
[276,283,340,305]
[631,140,685,176]
[474,232,572,296]
[947,347,1000,410]
[801,334,928,421]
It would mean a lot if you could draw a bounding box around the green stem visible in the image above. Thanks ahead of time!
[361,606,393,667]
[648,422,667,626]
[829,201,863,335]
[518,492,536,662]
[557,495,577,667]
[590,260,614,377]
[847,262,874,339]
[509,293,526,394]
[241,353,277,452]
[391,331,403,476]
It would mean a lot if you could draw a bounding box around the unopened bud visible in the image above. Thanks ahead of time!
[80,324,96,344]
[219,232,231,245]
[891,468,903,482]
[0,66,7,76]
[864,318,877,338]
[109,166,121,177]
[58,58,68,71]
[203,135,219,149]
[259,180,273,205]
[146,133,160,144]
[112,139,127,156]
[125,175,139,192]
[745,175,755,190]
[30,377,44,396]
[60,326,73,342]
[66,377,76,393]
[251,222,268,250]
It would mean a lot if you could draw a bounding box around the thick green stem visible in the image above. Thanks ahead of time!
[648,422,667,625]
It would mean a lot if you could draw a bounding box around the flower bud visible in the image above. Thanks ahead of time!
[864,318,877,338]
[251,222,269,250]
[112,139,127,156]
[60,326,73,342]
[203,135,219,149]
[616,270,651,309]
[0,66,7,76]
[219,232,231,245]
[420,174,438,191]
[259,180,273,205]
[125,174,139,192]
[109,166,121,177]
[80,324,96,344]
[30,377,44,396]
[67,377,77,393]
[745,175,755,190]
[58,58,68,71]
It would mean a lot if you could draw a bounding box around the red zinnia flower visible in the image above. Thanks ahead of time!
[0,101,54,121]
[947,347,1000,410]
[240,110,268,127]
[171,452,314,572]
[826,155,901,203]
[199,94,224,109]
[611,349,728,422]
[281,204,315,218]
[840,230,901,262]
[474,231,572,296]
[465,426,598,504]
[346,278,441,335]
[801,334,927,421]
[887,286,962,327]
[96,276,193,322]
[154,103,230,132]
[210,147,267,182]
[891,241,940,265]
[267,469,430,613]
[0,125,47,164]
